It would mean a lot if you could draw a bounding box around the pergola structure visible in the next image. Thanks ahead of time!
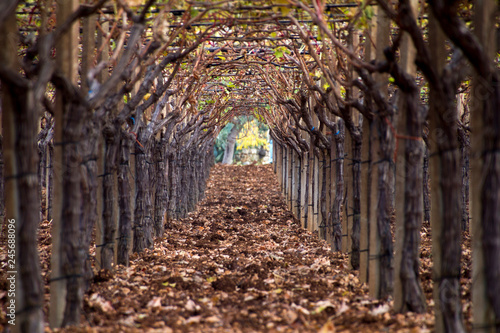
[0,0,498,332]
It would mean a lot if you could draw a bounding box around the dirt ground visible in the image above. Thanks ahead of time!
[0,164,472,332]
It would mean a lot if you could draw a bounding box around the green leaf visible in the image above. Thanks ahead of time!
[190,8,199,17]
[364,6,374,20]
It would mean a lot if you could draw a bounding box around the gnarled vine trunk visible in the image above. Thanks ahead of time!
[101,124,119,269]
[133,130,154,253]
[81,119,100,289]
[400,85,426,313]
[351,129,362,269]
[117,132,132,265]
[320,152,328,240]
[2,74,44,333]
[60,102,87,326]
[331,121,344,251]
[154,134,168,239]
[374,114,395,299]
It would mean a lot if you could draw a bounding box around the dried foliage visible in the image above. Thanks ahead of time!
[1,165,473,332]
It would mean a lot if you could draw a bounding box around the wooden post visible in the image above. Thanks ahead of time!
[301,150,308,228]
[347,29,361,269]
[288,146,293,210]
[112,157,120,265]
[95,18,109,270]
[282,145,287,195]
[360,12,378,283]
[285,147,290,208]
[307,143,315,232]
[278,144,283,189]
[285,146,290,208]
[343,133,351,253]
[368,4,390,299]
[359,118,371,283]
[282,145,287,199]
[313,151,320,233]
[324,114,333,239]
[292,150,300,218]
[50,0,79,327]
[273,139,277,173]
[471,0,497,331]
[324,147,332,241]
[394,0,420,312]
[275,144,281,184]
[280,146,286,193]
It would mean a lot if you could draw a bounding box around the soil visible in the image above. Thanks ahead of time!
[0,164,472,332]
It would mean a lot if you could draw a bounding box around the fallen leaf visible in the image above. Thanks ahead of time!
[370,304,390,316]
[291,303,310,316]
[89,293,115,313]
[185,299,200,312]
[313,300,335,314]
[205,315,221,323]
[147,328,173,333]
[336,301,349,316]
[118,315,136,326]
[185,315,202,325]
[147,296,162,308]
[283,308,298,324]
[319,320,336,333]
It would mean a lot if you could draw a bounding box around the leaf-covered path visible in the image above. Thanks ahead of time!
[59,164,434,332]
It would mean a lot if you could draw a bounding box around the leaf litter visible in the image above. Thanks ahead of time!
[0,164,473,332]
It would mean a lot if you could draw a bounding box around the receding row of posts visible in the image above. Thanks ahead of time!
[271,1,498,331]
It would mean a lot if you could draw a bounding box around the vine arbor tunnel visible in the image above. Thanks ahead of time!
[0,0,499,331]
